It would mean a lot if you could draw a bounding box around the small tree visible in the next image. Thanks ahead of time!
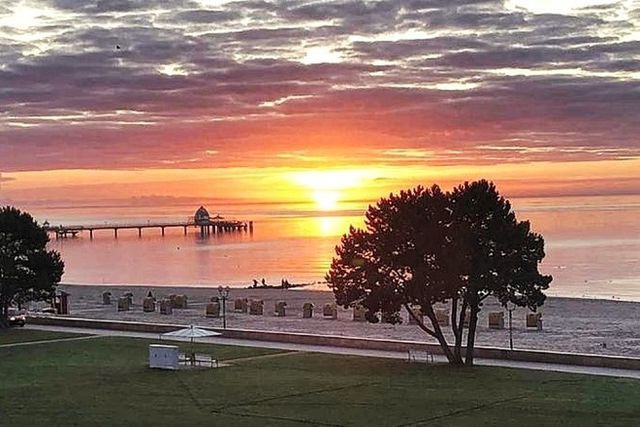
[326,180,551,366]
[0,207,64,328]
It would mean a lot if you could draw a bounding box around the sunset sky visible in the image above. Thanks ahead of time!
[1,0,639,210]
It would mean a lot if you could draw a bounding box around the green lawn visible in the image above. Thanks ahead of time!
[1,333,640,426]
[0,328,87,345]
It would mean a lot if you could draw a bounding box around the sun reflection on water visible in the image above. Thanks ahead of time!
[315,216,354,237]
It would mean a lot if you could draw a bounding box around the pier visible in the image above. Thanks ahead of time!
[45,206,253,239]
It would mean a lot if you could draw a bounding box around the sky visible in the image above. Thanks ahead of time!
[1,0,639,211]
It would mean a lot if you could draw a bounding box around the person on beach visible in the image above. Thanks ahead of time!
[252,279,258,288]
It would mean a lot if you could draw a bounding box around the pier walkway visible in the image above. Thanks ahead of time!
[45,218,253,239]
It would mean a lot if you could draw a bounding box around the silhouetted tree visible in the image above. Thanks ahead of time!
[449,180,551,365]
[326,181,551,366]
[0,207,64,328]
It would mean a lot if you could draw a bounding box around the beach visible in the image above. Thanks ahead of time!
[48,284,640,358]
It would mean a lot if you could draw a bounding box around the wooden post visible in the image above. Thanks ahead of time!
[89,229,94,239]
[138,227,142,237]
[114,228,118,238]
[161,227,165,236]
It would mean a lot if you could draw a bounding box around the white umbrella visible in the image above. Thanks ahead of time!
[162,325,221,344]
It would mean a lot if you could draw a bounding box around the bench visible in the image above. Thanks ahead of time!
[407,349,434,364]
[179,353,219,368]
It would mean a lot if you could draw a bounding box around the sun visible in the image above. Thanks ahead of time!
[288,169,375,212]
[313,190,340,211]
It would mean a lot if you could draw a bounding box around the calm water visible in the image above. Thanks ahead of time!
[29,195,640,300]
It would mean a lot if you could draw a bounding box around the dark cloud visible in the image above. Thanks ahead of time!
[528,35,616,46]
[283,0,398,21]
[48,0,197,13]
[172,9,241,23]
[353,37,491,60]
[436,46,597,69]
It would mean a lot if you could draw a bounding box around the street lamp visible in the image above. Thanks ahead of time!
[218,286,230,329]
[506,301,516,351]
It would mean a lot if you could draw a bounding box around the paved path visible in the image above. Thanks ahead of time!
[225,350,302,364]
[0,335,100,348]
[19,325,640,380]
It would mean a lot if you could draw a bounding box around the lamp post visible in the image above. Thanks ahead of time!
[506,301,515,351]
[218,286,230,329]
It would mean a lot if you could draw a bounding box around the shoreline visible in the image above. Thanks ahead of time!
[59,282,640,304]
[61,281,333,293]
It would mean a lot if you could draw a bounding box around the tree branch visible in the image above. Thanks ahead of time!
[403,302,437,338]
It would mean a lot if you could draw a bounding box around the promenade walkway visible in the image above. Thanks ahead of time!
[0,334,100,349]
[22,324,640,380]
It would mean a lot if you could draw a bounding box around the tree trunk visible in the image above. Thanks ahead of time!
[424,305,462,365]
[453,299,468,362]
[464,304,480,366]
[0,300,9,329]
[450,297,458,338]
[404,303,461,366]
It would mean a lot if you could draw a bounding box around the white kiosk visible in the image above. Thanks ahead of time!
[149,344,179,370]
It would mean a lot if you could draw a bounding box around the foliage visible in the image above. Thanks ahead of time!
[326,180,552,365]
[0,206,64,327]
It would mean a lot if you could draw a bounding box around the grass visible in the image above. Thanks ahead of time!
[0,328,88,345]
[1,331,640,426]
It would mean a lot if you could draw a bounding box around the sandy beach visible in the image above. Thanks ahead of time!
[47,284,640,358]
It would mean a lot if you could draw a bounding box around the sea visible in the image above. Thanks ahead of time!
[26,194,640,301]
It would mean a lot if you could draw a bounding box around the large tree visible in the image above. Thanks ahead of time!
[449,180,551,365]
[326,180,551,366]
[0,207,64,328]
